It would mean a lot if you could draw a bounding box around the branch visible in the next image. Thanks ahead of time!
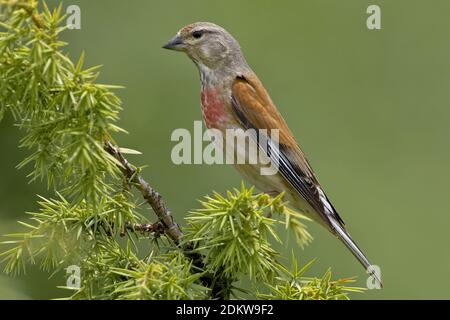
[125,222,165,236]
[105,142,231,299]
[105,141,183,244]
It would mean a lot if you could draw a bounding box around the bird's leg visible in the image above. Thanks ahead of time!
[264,190,280,198]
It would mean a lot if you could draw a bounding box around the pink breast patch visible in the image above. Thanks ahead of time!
[201,89,227,128]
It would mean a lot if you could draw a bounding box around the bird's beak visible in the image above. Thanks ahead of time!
[162,34,185,51]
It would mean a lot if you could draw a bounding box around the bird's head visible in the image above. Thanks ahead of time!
[163,22,248,71]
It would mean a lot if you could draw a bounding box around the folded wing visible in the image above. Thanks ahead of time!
[230,75,345,228]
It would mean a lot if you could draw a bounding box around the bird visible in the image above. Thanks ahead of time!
[163,22,382,287]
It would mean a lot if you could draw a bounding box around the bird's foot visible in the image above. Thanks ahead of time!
[263,190,280,218]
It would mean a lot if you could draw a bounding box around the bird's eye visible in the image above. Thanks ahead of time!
[192,30,203,39]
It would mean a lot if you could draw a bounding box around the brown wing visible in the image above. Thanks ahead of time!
[231,74,345,226]
[231,75,316,178]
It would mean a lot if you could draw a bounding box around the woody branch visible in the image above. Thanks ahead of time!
[105,142,183,243]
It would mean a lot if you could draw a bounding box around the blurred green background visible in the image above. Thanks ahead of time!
[1,0,450,299]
